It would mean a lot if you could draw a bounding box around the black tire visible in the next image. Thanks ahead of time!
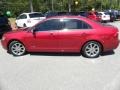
[23,24,27,27]
[81,41,102,58]
[8,41,26,56]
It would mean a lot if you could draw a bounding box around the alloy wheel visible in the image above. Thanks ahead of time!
[82,41,101,58]
[9,41,26,56]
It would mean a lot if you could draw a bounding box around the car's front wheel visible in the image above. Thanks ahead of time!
[8,41,26,56]
[82,41,102,58]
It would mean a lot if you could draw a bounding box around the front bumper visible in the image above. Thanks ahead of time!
[1,37,8,50]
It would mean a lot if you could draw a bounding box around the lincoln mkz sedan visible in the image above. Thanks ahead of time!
[1,16,119,58]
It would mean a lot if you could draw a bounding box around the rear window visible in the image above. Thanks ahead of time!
[29,13,44,18]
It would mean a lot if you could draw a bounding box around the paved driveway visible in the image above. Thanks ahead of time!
[0,21,120,90]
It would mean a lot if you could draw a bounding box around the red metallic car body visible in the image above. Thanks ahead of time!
[87,12,101,22]
[1,16,119,58]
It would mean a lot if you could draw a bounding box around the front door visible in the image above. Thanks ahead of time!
[25,19,63,52]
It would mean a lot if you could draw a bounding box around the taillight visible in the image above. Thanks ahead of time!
[27,19,31,23]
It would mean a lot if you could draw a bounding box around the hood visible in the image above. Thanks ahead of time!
[6,27,29,34]
[4,28,29,37]
[3,27,31,40]
[17,27,29,31]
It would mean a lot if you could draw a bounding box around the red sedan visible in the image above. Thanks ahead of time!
[87,11,101,22]
[1,16,119,58]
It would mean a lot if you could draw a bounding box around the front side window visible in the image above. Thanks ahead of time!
[63,19,92,30]
[35,19,64,31]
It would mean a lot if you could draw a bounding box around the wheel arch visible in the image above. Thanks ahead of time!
[80,40,104,53]
[7,39,27,51]
[23,23,27,27]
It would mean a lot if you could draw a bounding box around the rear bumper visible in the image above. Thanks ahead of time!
[103,39,120,52]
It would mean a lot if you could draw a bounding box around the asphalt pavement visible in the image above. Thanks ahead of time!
[0,21,120,90]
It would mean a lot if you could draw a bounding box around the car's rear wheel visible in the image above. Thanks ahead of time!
[8,41,26,56]
[82,41,102,58]
[23,24,27,27]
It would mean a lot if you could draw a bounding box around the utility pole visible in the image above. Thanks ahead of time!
[118,0,120,8]
[68,0,71,12]
[29,0,33,12]
[52,0,54,11]
[109,0,112,10]
[101,0,102,11]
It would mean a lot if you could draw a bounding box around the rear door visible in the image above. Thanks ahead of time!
[58,19,93,52]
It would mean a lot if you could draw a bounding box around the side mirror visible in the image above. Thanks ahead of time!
[32,27,38,35]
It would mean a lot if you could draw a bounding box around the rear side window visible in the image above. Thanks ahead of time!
[29,13,44,18]
[63,19,92,30]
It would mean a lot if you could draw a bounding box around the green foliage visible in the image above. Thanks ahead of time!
[0,0,120,17]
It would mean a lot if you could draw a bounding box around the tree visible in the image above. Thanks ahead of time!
[1,0,120,17]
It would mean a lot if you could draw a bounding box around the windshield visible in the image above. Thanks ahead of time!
[29,13,44,18]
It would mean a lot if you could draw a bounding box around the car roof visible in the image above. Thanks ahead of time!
[45,15,95,23]
[21,12,42,15]
[35,15,102,29]
[46,15,83,19]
